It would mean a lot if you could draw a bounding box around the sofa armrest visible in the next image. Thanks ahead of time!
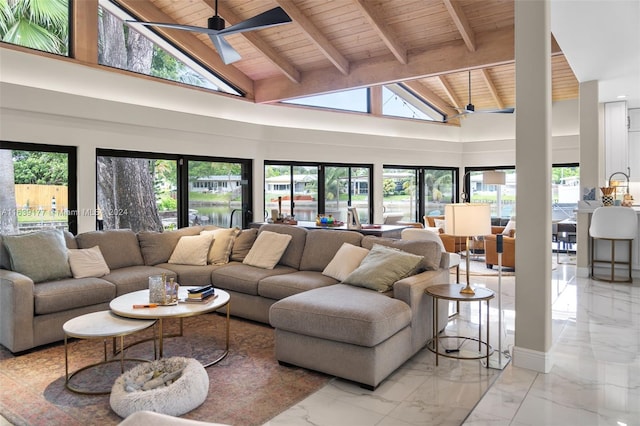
[0,269,35,353]
[393,268,449,352]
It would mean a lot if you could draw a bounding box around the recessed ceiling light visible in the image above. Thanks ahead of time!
[617,95,627,99]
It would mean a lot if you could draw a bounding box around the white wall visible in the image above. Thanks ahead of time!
[0,48,580,232]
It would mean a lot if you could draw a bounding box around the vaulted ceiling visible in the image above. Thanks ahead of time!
[115,0,579,121]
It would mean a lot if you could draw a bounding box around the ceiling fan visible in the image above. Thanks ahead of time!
[126,0,292,65]
[445,71,515,121]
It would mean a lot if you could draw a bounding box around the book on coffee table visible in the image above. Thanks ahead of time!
[180,293,218,304]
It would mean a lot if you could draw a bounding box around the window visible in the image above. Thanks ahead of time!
[281,88,369,113]
[382,84,444,122]
[0,0,70,56]
[463,167,515,219]
[383,166,456,223]
[97,150,251,232]
[98,0,240,95]
[265,162,373,223]
[552,164,580,221]
[1,141,77,234]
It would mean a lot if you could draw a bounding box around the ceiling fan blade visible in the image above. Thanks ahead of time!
[480,107,515,114]
[126,20,220,36]
[209,35,242,65]
[218,7,292,37]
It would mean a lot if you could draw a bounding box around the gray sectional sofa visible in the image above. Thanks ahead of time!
[0,223,452,389]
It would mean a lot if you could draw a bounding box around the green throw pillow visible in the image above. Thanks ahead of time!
[343,244,423,292]
[3,229,72,283]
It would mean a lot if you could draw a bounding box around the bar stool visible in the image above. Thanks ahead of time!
[589,207,638,283]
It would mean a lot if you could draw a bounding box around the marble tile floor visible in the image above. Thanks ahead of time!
[266,259,640,426]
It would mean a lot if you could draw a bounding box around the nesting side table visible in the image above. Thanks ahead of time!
[425,283,495,366]
[63,310,156,394]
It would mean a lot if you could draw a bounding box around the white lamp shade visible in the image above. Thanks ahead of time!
[444,203,492,236]
[483,171,506,185]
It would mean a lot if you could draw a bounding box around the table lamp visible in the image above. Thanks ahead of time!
[444,203,491,295]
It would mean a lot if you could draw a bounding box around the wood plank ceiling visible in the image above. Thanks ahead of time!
[114,0,579,123]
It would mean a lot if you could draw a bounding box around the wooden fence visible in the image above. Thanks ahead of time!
[14,184,68,211]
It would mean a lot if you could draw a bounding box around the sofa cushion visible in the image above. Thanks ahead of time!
[157,263,220,287]
[269,284,411,347]
[68,245,110,278]
[243,231,292,269]
[299,230,363,272]
[230,228,258,262]
[257,224,307,269]
[200,227,241,264]
[212,263,297,296]
[0,235,8,270]
[3,229,72,283]
[168,234,215,266]
[138,227,202,266]
[101,265,177,297]
[361,236,441,271]
[258,270,338,300]
[343,244,423,292]
[34,277,115,315]
[76,229,144,270]
[322,243,369,281]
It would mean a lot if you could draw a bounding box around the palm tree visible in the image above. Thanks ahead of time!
[0,0,69,54]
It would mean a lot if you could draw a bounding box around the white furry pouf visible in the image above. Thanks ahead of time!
[110,357,209,418]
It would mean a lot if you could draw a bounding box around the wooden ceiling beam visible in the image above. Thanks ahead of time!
[353,0,407,65]
[203,0,301,84]
[438,75,463,110]
[255,26,532,103]
[402,80,458,118]
[480,68,505,110]
[116,0,255,97]
[442,0,476,52]
[276,0,349,75]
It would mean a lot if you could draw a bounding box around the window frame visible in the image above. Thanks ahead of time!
[1,140,78,234]
[96,149,252,230]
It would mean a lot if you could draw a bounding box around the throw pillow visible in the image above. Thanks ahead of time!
[242,231,292,269]
[502,219,516,236]
[322,243,370,281]
[230,228,258,262]
[200,227,241,264]
[168,233,215,266]
[3,229,72,283]
[343,244,424,292]
[434,219,446,233]
[68,245,110,278]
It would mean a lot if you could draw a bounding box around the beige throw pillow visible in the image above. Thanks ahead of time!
[168,233,215,266]
[322,243,370,281]
[343,244,423,292]
[68,245,110,278]
[502,219,516,236]
[201,228,241,264]
[242,231,292,269]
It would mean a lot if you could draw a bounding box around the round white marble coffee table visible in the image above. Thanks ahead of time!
[63,310,156,394]
[110,287,231,367]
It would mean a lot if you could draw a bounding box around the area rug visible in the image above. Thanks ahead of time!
[0,315,330,426]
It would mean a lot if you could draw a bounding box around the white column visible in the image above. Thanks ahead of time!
[513,0,553,373]
[576,81,600,275]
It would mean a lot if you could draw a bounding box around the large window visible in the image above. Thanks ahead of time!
[97,150,251,232]
[383,166,456,223]
[265,162,372,223]
[1,141,77,234]
[0,0,70,56]
[98,0,240,95]
[463,164,579,221]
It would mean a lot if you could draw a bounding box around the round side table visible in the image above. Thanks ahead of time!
[425,283,495,367]
[63,310,156,394]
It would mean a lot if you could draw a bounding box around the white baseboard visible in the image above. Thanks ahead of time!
[512,346,553,373]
